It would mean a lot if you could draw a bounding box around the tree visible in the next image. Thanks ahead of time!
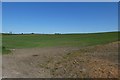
[31,33,34,34]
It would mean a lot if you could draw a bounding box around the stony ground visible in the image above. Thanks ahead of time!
[49,41,119,78]
[2,41,119,78]
[2,47,80,78]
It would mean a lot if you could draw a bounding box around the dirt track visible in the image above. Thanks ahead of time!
[2,47,80,78]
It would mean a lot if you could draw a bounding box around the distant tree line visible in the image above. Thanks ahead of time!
[54,33,61,35]
[2,32,62,35]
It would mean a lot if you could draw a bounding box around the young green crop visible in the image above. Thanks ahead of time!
[2,32,119,49]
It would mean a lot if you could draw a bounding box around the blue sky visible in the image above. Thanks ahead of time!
[2,2,118,34]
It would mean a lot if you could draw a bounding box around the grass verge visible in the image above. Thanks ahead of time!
[2,46,11,54]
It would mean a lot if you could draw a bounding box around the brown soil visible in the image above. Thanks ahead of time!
[49,41,119,78]
[2,47,80,78]
[2,41,119,78]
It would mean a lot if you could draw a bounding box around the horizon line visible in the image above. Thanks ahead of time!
[1,31,119,34]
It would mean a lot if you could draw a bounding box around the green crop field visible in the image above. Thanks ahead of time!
[2,31,119,50]
[0,34,2,54]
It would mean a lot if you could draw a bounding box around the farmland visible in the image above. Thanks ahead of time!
[2,31,119,49]
[2,31,119,78]
[0,34,2,54]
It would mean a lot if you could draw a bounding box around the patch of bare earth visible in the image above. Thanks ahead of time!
[47,41,119,78]
[2,41,119,78]
[2,47,80,78]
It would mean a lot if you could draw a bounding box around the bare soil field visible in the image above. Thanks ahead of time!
[49,41,119,78]
[2,47,80,78]
[2,41,119,78]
